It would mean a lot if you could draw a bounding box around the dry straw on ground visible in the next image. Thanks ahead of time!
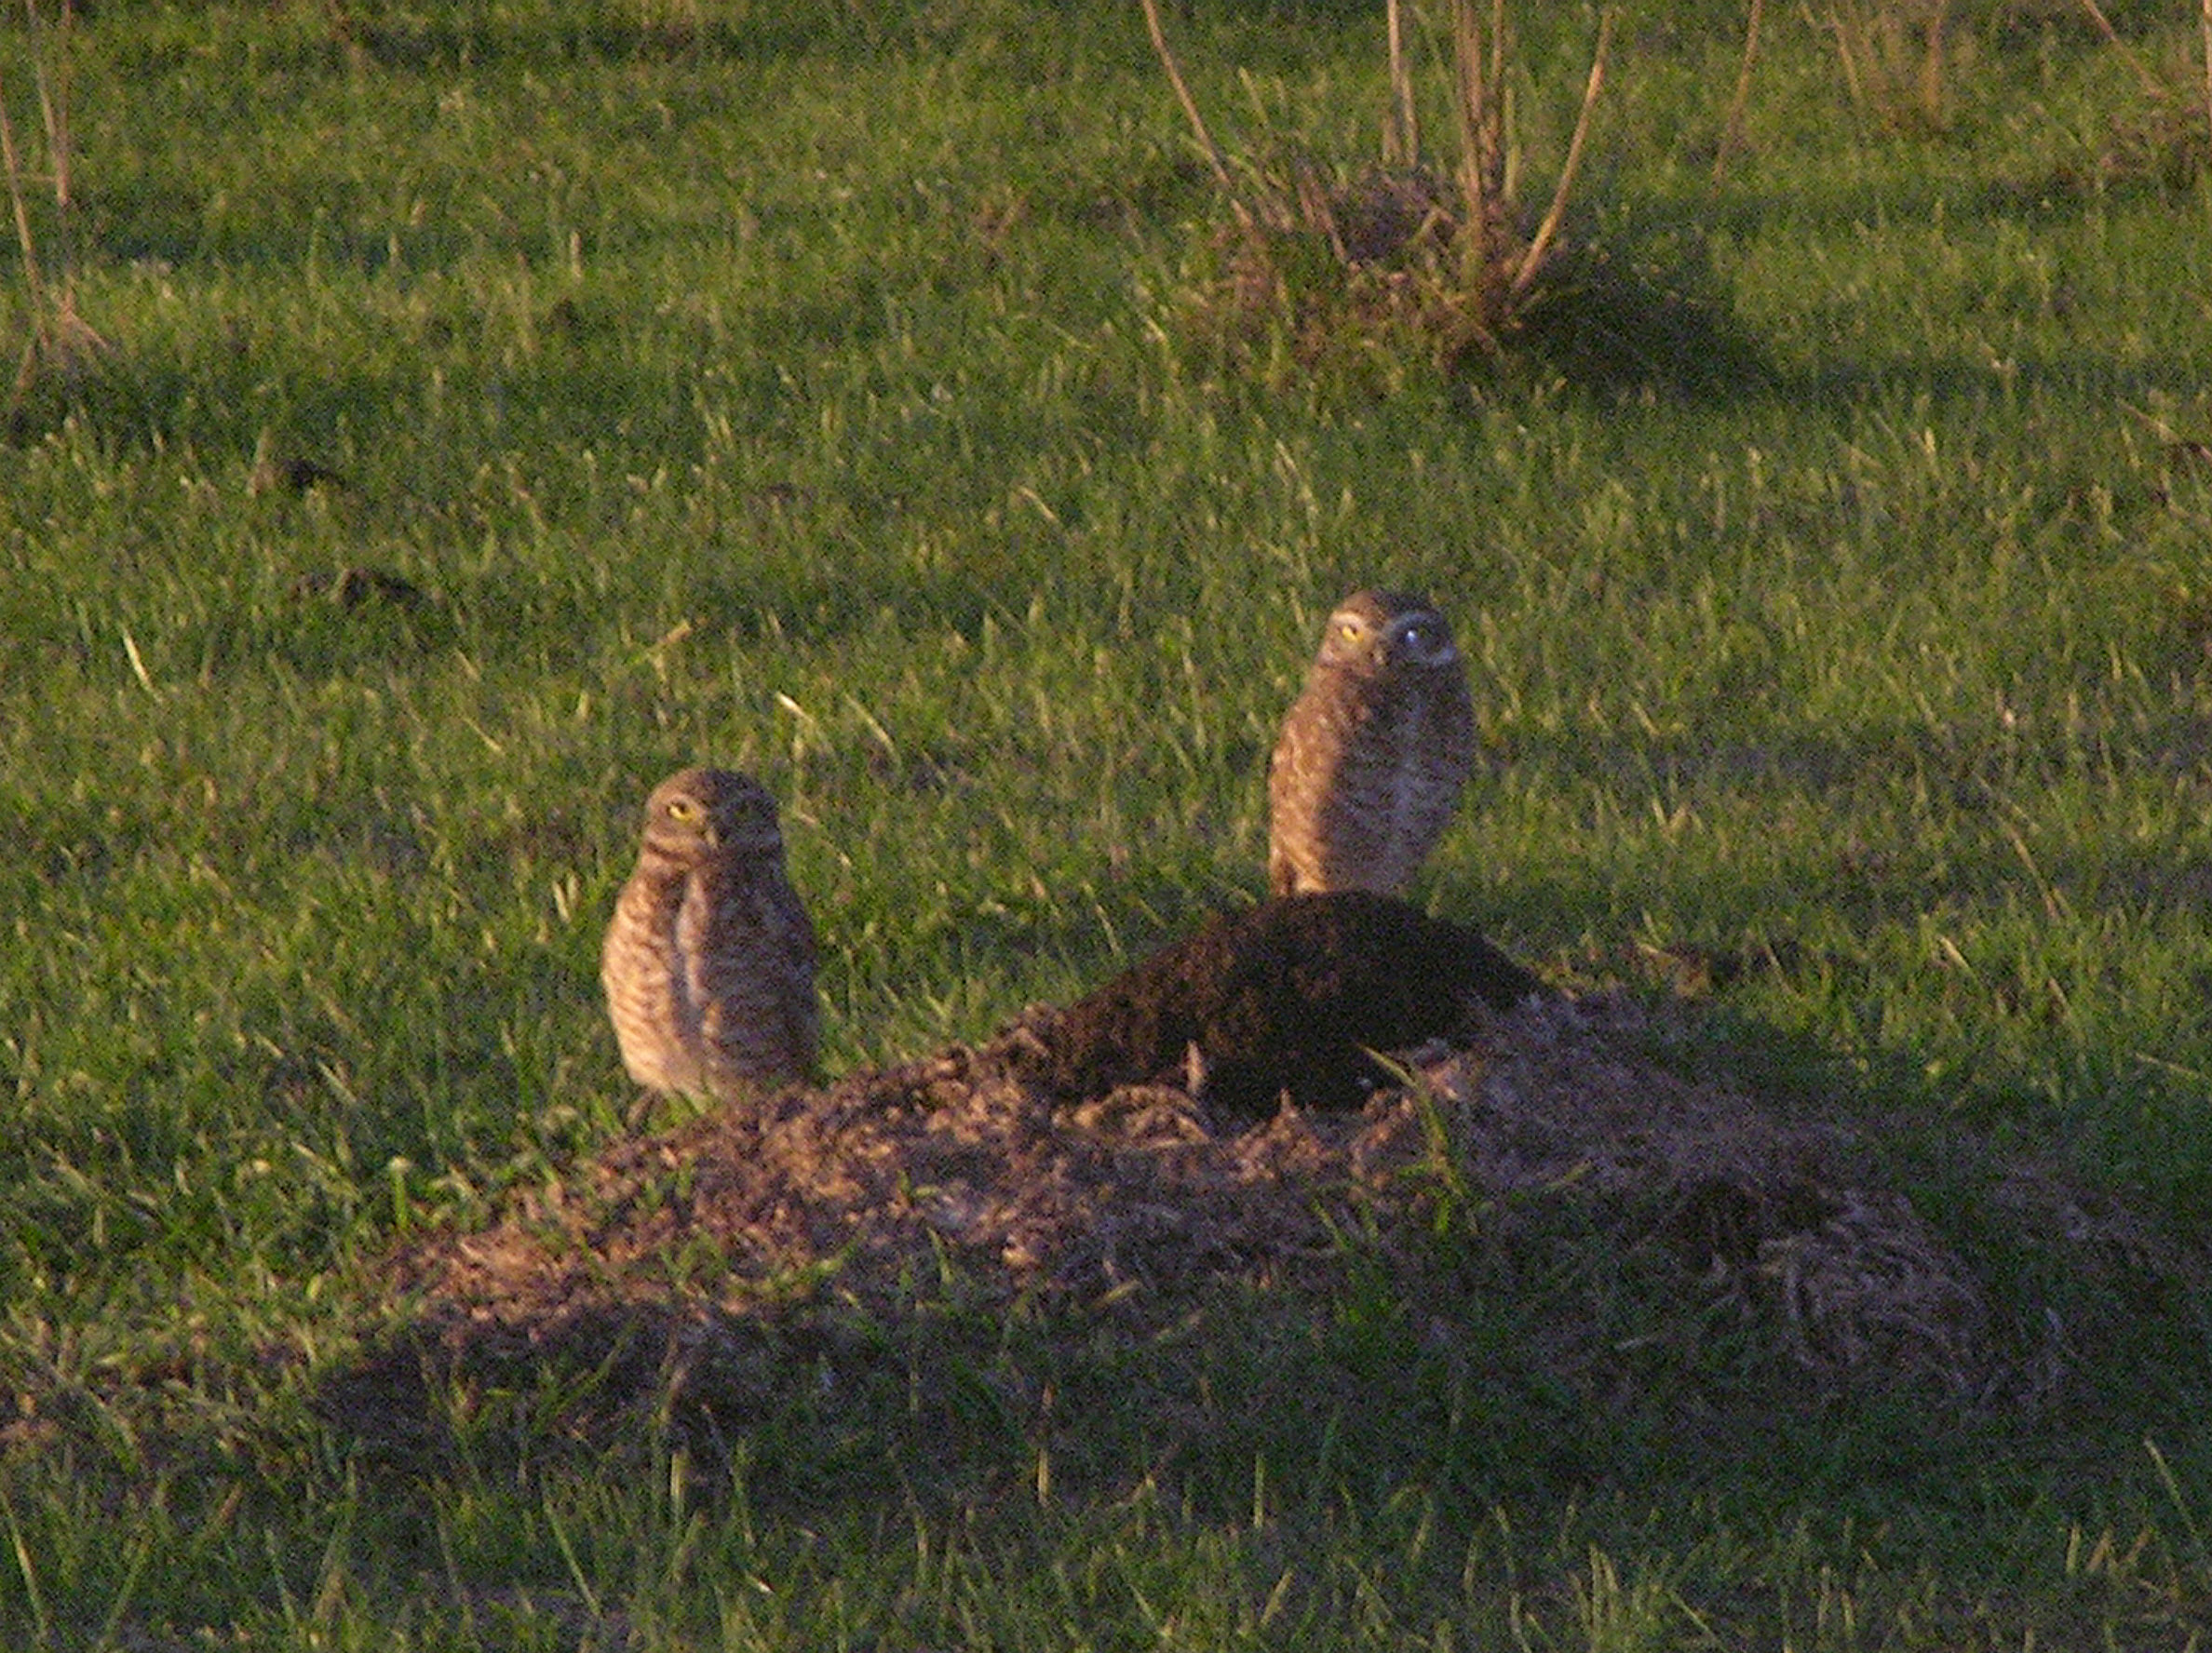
[336,906,2201,1461]
[377,991,1991,1382]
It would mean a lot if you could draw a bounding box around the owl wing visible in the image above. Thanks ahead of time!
[1347,664,1477,888]
[1267,680,1349,886]
[1270,678,1395,894]
[1404,660,1478,842]
[603,865,704,1095]
[1435,659,1477,776]
[681,856,821,1087]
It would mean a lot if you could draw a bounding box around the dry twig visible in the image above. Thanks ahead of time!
[1138,0,1255,232]
[2074,0,2167,101]
[1713,0,1766,187]
[3,0,103,405]
[1512,8,1612,300]
[1385,0,1419,166]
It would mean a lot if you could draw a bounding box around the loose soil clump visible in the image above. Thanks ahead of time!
[1029,891,1544,1113]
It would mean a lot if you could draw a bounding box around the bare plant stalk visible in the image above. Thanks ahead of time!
[30,0,80,319]
[1384,0,1419,167]
[5,0,101,392]
[0,75,47,319]
[1917,0,1948,126]
[30,6,69,208]
[1828,7,1868,113]
[1450,0,1491,287]
[1137,0,1256,232]
[1292,155,1348,262]
[2075,0,2166,101]
[0,83,50,397]
[1511,8,1612,299]
[1713,0,1764,187]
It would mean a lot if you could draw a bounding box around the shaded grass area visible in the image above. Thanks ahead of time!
[9,1185,2208,1648]
[3,0,2212,1644]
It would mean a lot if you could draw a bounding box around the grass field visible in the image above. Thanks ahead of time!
[3,0,2211,1646]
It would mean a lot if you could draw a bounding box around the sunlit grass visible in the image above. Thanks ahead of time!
[2,0,2210,1646]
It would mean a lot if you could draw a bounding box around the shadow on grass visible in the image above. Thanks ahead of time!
[1472,239,1774,401]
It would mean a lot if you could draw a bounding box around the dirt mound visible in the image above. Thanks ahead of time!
[1029,890,1544,1113]
[374,894,1554,1342]
[328,900,2200,1459]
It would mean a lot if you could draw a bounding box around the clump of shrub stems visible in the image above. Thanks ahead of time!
[1139,0,1611,374]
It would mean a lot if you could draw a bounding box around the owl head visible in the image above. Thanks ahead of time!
[639,766,786,862]
[1313,588,1460,677]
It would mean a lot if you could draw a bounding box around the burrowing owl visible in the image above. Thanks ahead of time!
[1267,587,1477,897]
[600,766,820,1105]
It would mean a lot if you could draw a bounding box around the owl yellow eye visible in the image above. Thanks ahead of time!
[666,798,700,823]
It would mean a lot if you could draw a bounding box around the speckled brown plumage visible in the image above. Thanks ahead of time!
[600,767,819,1104]
[1268,587,1477,898]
